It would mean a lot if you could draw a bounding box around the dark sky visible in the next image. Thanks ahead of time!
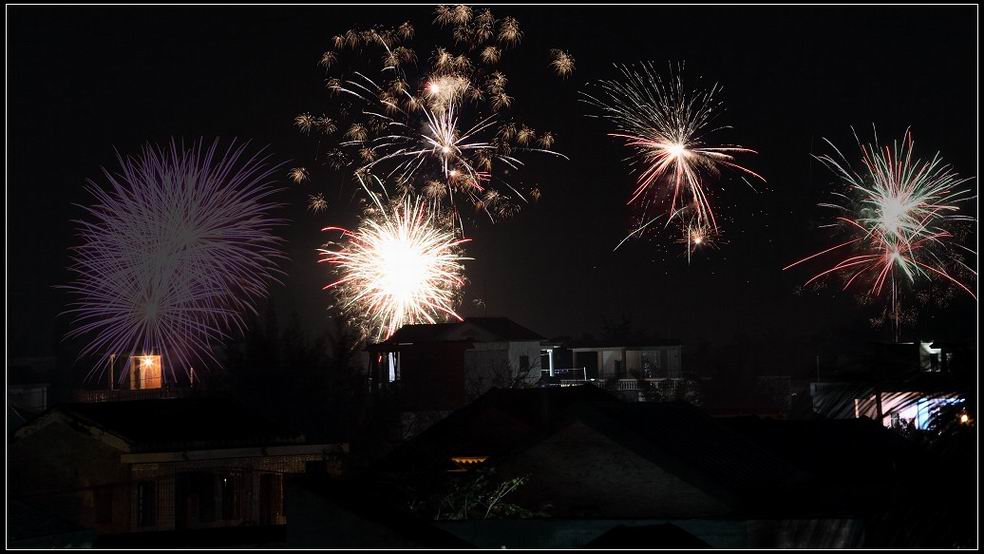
[8,5,978,367]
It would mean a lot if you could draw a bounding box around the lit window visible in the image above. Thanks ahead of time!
[128,355,162,390]
[449,456,488,472]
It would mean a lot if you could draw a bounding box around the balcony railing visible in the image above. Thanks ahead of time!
[69,385,202,403]
[558,378,692,391]
[544,367,589,380]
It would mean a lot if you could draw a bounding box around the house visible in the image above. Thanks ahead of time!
[366,318,546,434]
[65,351,206,403]
[489,401,817,521]
[808,340,974,430]
[567,341,684,380]
[375,386,616,476]
[8,357,54,430]
[538,341,694,404]
[8,357,53,412]
[372,388,865,547]
[9,398,347,540]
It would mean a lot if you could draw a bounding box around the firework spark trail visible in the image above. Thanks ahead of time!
[318,197,471,342]
[582,61,764,243]
[785,128,976,338]
[63,140,286,383]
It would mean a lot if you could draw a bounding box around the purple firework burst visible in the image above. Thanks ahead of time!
[64,139,286,383]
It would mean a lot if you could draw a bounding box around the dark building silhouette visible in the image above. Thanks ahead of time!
[9,398,347,541]
[370,387,873,547]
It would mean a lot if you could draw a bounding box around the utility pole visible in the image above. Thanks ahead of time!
[891,273,901,344]
[108,353,116,390]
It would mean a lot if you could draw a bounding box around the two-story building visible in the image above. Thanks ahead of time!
[366,317,546,438]
[367,317,546,409]
[808,340,974,431]
[565,341,684,380]
[9,398,347,540]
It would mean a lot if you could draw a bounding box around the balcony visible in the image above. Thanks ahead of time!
[68,385,202,403]
[557,378,691,391]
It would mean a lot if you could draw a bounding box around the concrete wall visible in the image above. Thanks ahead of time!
[130,454,329,532]
[398,343,471,411]
[10,416,132,535]
[8,384,48,412]
[463,341,543,400]
[10,415,342,537]
[587,346,683,380]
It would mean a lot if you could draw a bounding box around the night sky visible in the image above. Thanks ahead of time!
[8,5,978,370]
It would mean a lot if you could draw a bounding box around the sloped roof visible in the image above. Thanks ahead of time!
[17,398,305,452]
[566,401,814,513]
[375,317,544,347]
[569,339,683,349]
[719,415,934,510]
[375,386,616,473]
[378,392,820,518]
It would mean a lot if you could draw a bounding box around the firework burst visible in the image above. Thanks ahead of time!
[582,61,764,248]
[550,49,575,78]
[308,193,329,212]
[319,197,471,341]
[785,128,976,340]
[677,217,720,264]
[63,140,286,383]
[289,167,310,184]
[295,6,568,229]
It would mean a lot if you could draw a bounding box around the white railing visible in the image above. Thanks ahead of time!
[557,378,691,391]
[70,386,199,403]
[548,367,589,380]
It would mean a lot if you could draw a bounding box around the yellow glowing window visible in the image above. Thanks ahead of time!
[128,355,162,390]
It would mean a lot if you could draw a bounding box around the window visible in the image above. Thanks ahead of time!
[449,456,489,473]
[95,486,113,525]
[259,473,284,524]
[128,356,162,390]
[387,352,399,382]
[221,474,242,521]
[519,355,530,373]
[136,481,156,527]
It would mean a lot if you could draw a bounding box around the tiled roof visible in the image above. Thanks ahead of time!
[568,401,812,511]
[376,386,616,471]
[23,398,305,452]
[376,317,545,346]
[380,391,817,516]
